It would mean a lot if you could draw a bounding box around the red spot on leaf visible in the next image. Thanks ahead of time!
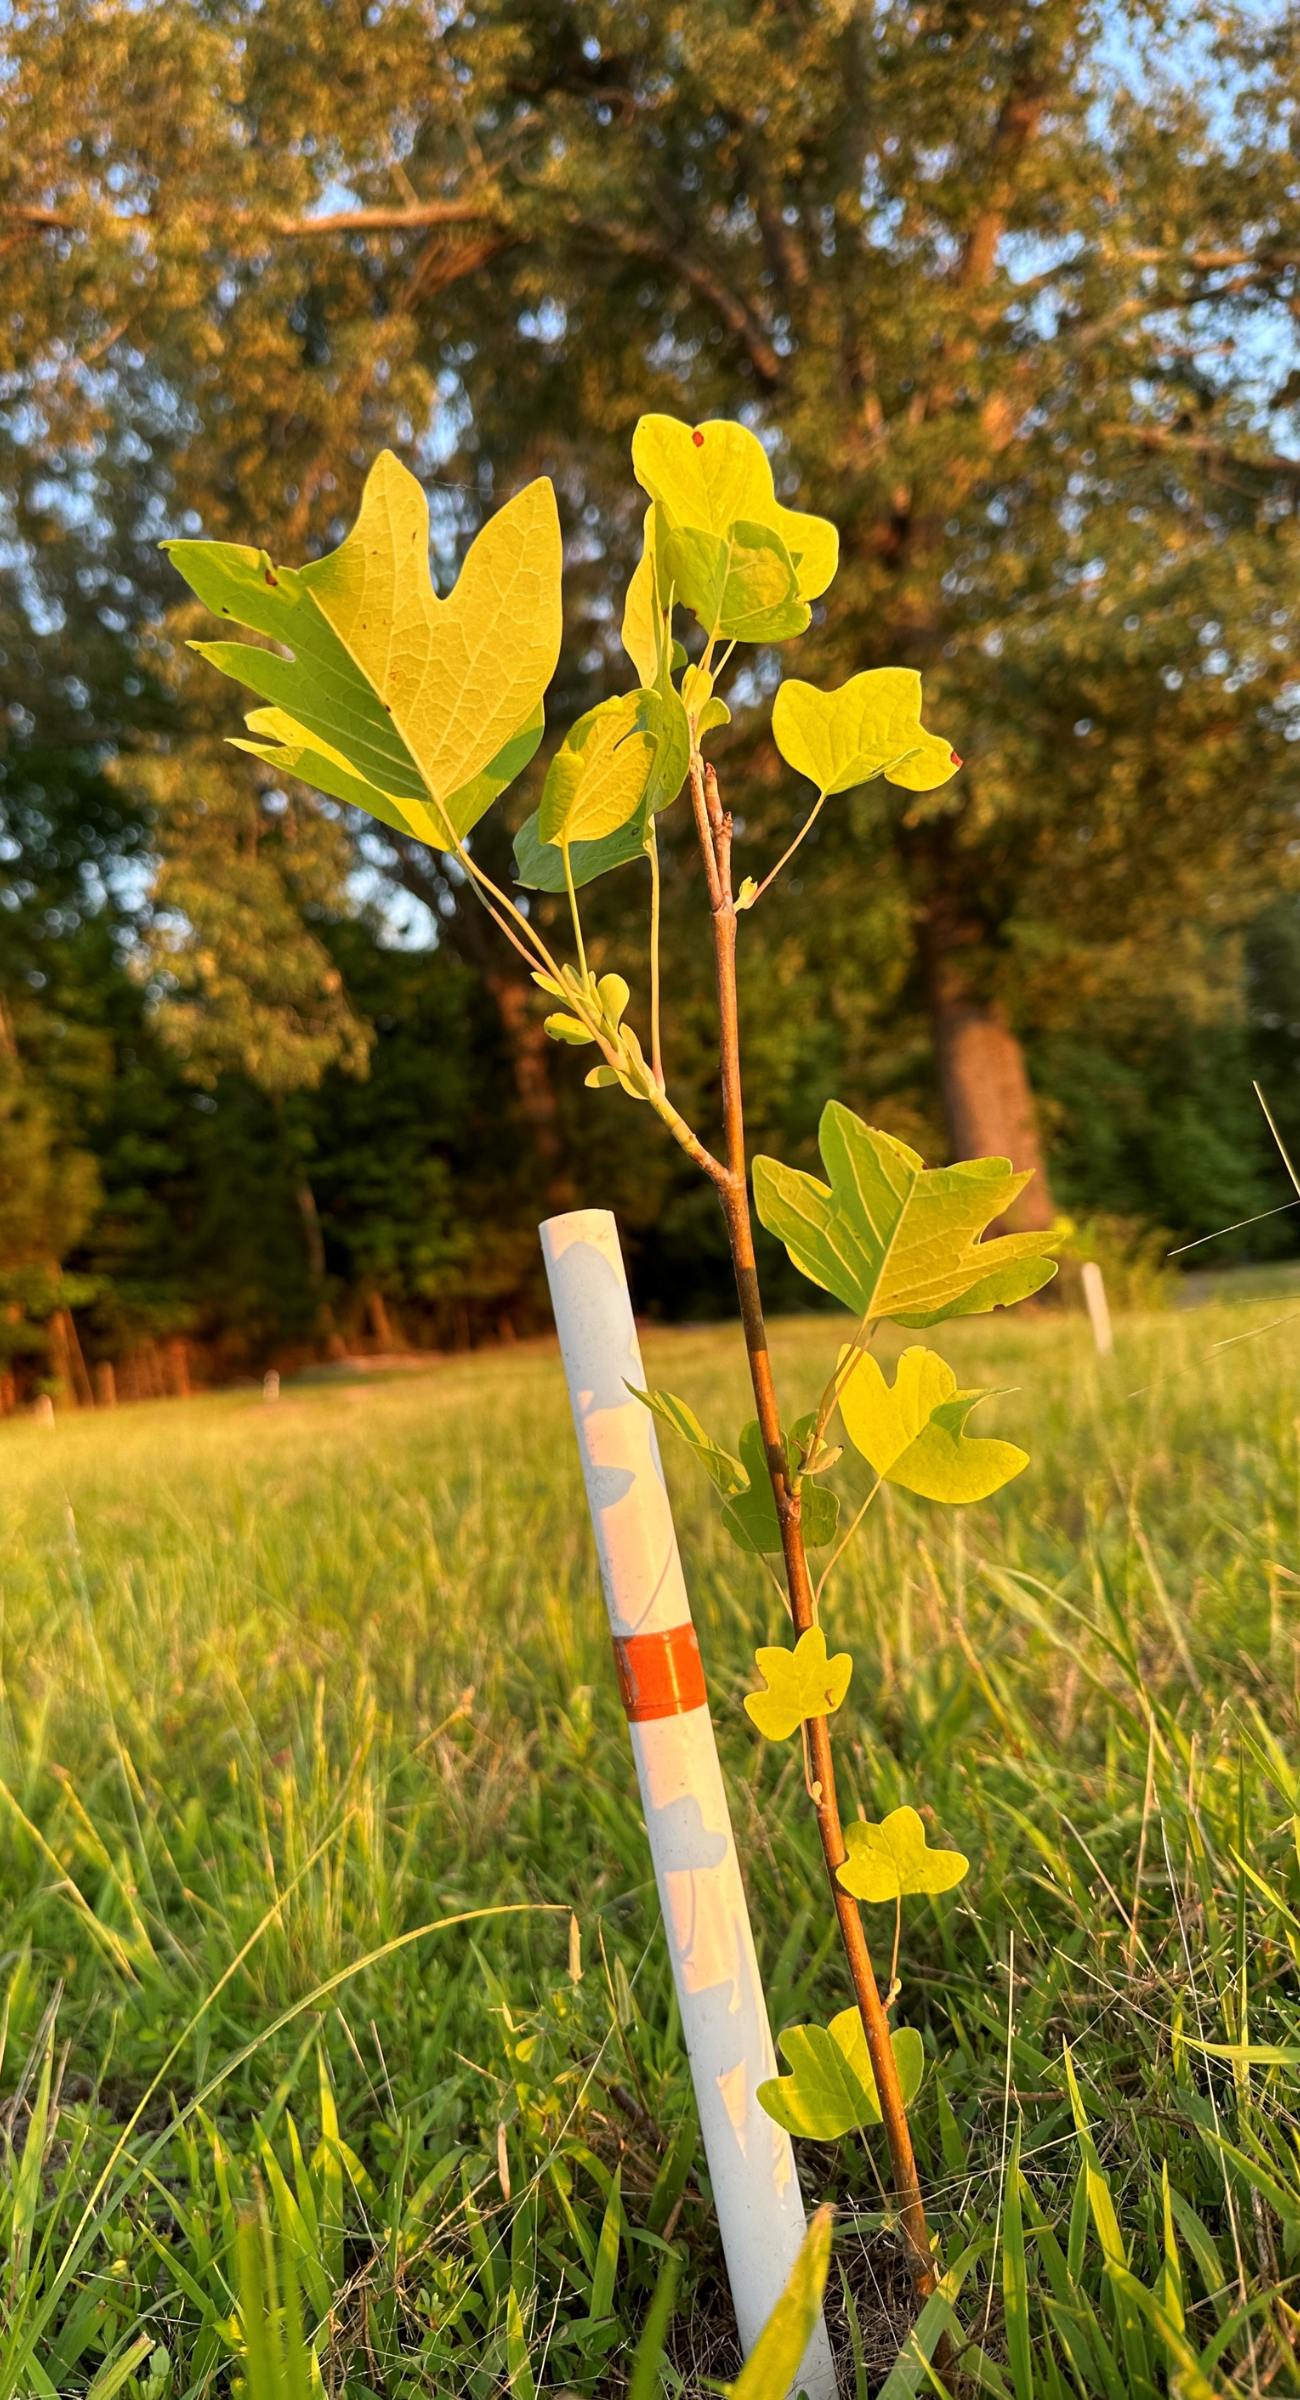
[950,751,962,766]
[264,568,278,587]
[692,429,705,448]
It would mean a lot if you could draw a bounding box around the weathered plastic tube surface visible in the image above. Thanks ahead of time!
[540,1209,836,2397]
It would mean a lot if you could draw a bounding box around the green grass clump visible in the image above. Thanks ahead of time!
[3,1302,1300,2395]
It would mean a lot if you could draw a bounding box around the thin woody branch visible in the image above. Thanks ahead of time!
[689,739,937,2298]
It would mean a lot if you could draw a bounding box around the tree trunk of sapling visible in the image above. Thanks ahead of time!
[692,757,939,2301]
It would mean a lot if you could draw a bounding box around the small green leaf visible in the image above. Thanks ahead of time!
[544,1013,594,1047]
[724,1420,839,1554]
[595,973,630,1032]
[661,517,809,645]
[745,1626,853,1742]
[632,414,839,601]
[753,1103,1058,1326]
[772,668,960,799]
[518,685,687,886]
[630,1394,839,1552]
[514,809,650,892]
[838,1345,1029,1502]
[506,2286,537,2400]
[698,696,732,735]
[836,1806,969,1904]
[630,1386,745,1500]
[539,692,660,849]
[757,2011,925,2141]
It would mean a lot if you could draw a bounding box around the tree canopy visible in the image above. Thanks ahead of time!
[3,0,1300,1386]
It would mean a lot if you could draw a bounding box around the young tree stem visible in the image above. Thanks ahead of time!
[691,751,937,2298]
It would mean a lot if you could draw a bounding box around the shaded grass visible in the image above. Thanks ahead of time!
[2,1301,1300,2393]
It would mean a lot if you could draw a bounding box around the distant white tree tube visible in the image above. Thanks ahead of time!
[540,1208,837,2399]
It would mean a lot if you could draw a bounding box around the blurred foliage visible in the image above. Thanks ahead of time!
[5,0,1300,1366]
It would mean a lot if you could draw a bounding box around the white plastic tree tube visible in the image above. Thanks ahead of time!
[540,1208,837,2399]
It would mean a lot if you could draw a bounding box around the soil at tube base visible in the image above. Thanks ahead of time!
[538,1207,838,2400]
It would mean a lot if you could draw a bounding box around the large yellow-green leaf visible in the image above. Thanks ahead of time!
[836,1806,969,1904]
[660,517,809,645]
[837,1344,1029,1502]
[726,2207,833,2400]
[235,700,545,846]
[745,1626,853,1742]
[632,414,839,601]
[165,451,562,836]
[631,1393,838,1553]
[757,2011,925,2141]
[771,668,960,798]
[753,1103,1058,1327]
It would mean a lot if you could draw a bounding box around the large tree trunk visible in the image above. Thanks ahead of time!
[924,905,1055,1234]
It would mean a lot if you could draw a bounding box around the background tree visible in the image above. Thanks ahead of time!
[4,0,1300,1371]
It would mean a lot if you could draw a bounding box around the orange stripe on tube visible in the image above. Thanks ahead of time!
[613,1624,707,1721]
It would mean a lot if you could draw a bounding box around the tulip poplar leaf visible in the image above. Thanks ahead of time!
[757,2011,925,2141]
[631,1392,839,1552]
[534,685,690,867]
[632,414,838,600]
[836,1806,969,1905]
[513,809,649,893]
[772,668,960,797]
[621,506,667,687]
[745,1626,853,1742]
[661,517,809,644]
[838,1345,1029,1502]
[753,1103,1058,1326]
[166,451,563,842]
[236,700,545,847]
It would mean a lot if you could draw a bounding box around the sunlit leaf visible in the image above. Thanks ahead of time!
[771,668,960,799]
[660,516,809,644]
[513,809,650,893]
[837,1345,1028,1502]
[632,414,839,601]
[757,2010,925,2141]
[753,1103,1058,1326]
[167,451,562,839]
[835,1806,969,1904]
[237,699,545,845]
[621,505,667,686]
[744,1626,853,1742]
[726,2206,833,2400]
[527,684,689,879]
[538,692,660,849]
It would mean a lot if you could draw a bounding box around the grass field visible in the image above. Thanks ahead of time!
[4,1297,1300,2398]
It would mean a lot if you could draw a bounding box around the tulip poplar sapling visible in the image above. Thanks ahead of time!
[167,413,1058,2298]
